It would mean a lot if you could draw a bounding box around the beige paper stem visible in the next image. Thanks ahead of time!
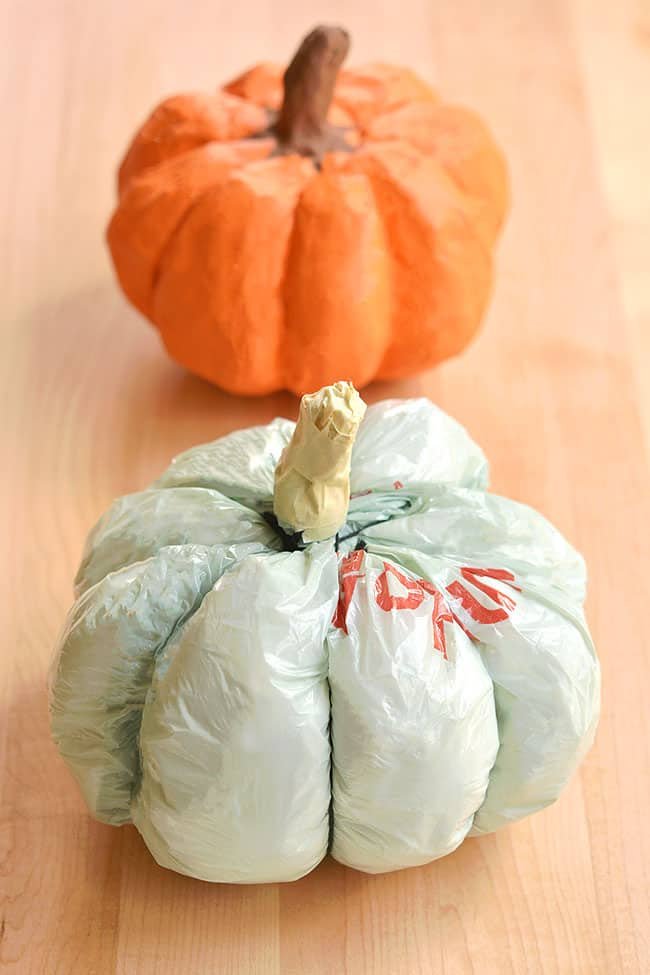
[273,381,366,542]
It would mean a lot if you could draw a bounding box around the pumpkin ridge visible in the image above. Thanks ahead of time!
[152,156,315,394]
[344,151,426,375]
[330,61,438,134]
[110,142,274,318]
[361,106,474,175]
[278,181,310,391]
[145,163,254,314]
[223,63,283,108]
[281,166,392,394]
[145,184,221,313]
[360,115,457,187]
[427,104,509,215]
[128,543,273,816]
[329,95,367,134]
[118,91,269,192]
[103,541,290,823]
[364,102,509,246]
[51,546,221,825]
[352,96,434,138]
[351,146,494,378]
[74,486,280,594]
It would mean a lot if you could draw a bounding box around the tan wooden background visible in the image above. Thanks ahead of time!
[2,1,649,972]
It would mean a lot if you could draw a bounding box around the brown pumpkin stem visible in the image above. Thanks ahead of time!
[272,25,352,161]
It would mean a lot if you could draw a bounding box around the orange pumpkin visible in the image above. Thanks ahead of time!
[108,26,508,396]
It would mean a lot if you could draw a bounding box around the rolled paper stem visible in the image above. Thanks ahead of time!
[271,25,353,162]
[273,381,366,542]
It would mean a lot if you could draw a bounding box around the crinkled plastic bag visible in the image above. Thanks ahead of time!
[50,397,600,881]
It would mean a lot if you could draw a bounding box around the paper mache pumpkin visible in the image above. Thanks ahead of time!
[107,26,509,395]
[50,383,599,882]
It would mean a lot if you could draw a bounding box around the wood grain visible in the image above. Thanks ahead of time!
[2,1,649,972]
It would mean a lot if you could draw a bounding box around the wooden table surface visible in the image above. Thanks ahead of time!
[3,1,649,972]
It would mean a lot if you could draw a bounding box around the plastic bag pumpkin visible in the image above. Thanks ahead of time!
[107,26,508,396]
[50,384,599,881]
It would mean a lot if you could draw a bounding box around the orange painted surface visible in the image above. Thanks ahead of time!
[108,57,508,395]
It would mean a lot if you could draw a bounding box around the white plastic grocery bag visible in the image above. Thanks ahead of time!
[50,383,600,881]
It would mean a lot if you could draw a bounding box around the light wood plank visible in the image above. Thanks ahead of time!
[1,1,648,972]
